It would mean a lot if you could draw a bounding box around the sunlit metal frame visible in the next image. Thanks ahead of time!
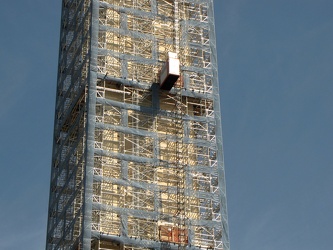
[46,1,230,250]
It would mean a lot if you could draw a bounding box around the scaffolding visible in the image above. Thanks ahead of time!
[46,1,229,250]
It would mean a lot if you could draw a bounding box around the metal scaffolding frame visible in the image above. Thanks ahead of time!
[46,1,230,250]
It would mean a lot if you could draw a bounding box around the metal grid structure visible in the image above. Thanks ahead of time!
[46,0,230,249]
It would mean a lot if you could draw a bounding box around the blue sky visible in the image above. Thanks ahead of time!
[0,1,332,250]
